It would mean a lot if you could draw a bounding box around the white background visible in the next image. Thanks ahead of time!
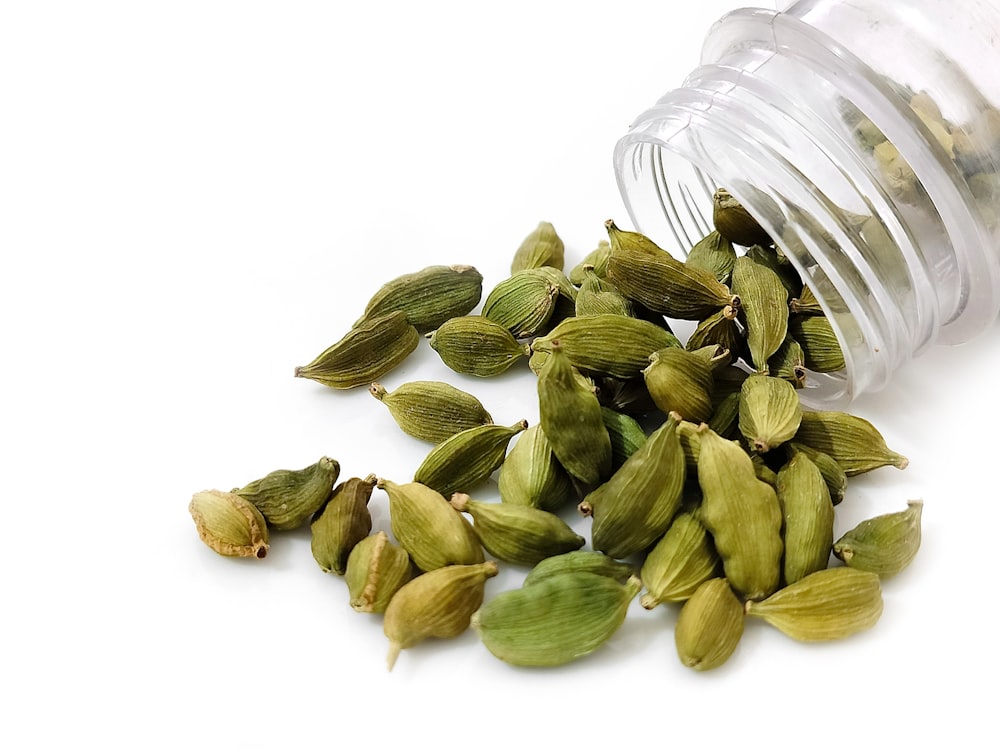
[3,1,998,747]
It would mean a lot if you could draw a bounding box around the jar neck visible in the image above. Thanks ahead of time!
[615,3,1000,404]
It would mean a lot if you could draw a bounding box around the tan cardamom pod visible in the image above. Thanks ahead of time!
[642,347,715,423]
[413,420,527,498]
[295,311,419,389]
[384,560,499,670]
[697,425,783,601]
[523,550,635,587]
[685,230,737,284]
[640,510,721,608]
[310,474,377,575]
[794,410,908,476]
[369,380,493,444]
[731,253,789,371]
[233,456,340,531]
[354,264,484,334]
[511,221,565,273]
[189,489,269,559]
[345,531,413,614]
[712,188,773,246]
[428,315,531,377]
[377,479,484,572]
[482,268,561,338]
[496,424,576,513]
[449,493,585,566]
[745,567,883,641]
[833,499,923,577]
[674,578,745,671]
[738,374,802,453]
[776,454,834,585]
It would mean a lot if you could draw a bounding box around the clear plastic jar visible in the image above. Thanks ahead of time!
[614,0,1000,404]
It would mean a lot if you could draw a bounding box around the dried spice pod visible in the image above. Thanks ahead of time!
[789,315,846,372]
[786,441,848,505]
[471,572,642,667]
[532,313,682,380]
[697,425,783,601]
[310,474,377,575]
[707,391,741,441]
[833,500,923,577]
[642,347,715,423]
[523,550,635,587]
[745,567,883,641]
[428,316,531,377]
[776,454,834,585]
[731,253,789,371]
[767,336,808,389]
[575,267,635,318]
[384,561,498,670]
[674,578,745,671]
[685,230,737,285]
[712,188,773,246]
[580,412,686,559]
[685,305,743,354]
[794,410,908,476]
[295,311,420,389]
[738,374,802,453]
[345,531,413,614]
[600,406,648,471]
[189,489,269,559]
[497,424,576,513]
[234,456,340,531]
[596,375,659,416]
[569,240,611,285]
[511,221,565,273]
[744,244,802,301]
[482,268,560,338]
[790,285,823,315]
[640,510,721,608]
[355,264,484,334]
[369,380,493,444]
[413,420,527,498]
[378,479,484,572]
[537,341,612,488]
[450,493,585,566]
[605,220,734,320]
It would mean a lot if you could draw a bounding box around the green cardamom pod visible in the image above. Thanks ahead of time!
[745,567,883,641]
[601,406,648,472]
[449,493,585,566]
[471,572,642,667]
[522,550,635,587]
[789,315,845,372]
[428,316,531,377]
[575,267,635,318]
[738,374,802,453]
[537,341,612,488]
[676,419,702,473]
[789,285,823,315]
[776,454,834,585]
[767,336,808,388]
[751,454,779,487]
[794,410,908,476]
[511,221,565,273]
[369,380,493,444]
[233,456,340,531]
[874,140,922,204]
[579,412,686,559]
[413,420,527,498]
[674,577,745,671]
[744,244,802,300]
[708,391,741,441]
[685,230,737,284]
[310,474,377,575]
[345,531,413,614]
[640,510,721,608]
[833,499,923,577]
[569,240,611,285]
[697,425,783,601]
[355,264,484,334]
[496,424,576,513]
[295,311,419,389]
[384,560,498,670]
[712,188,773,246]
[642,347,715,423]
[686,305,743,354]
[596,375,659,416]
[605,220,734,320]
[731,254,789,371]
[531,313,682,380]
[786,441,848,505]
[189,489,269,559]
[377,479,484,572]
[482,268,560,338]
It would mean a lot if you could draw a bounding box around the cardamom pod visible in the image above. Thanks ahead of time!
[789,315,845,372]
[794,410,908,476]
[712,188,773,246]
[575,267,635,318]
[745,567,883,641]
[833,499,923,577]
[789,285,823,315]
[189,489,269,559]
[496,424,576,513]
[449,493,585,566]
[744,243,802,300]
[776,454,834,585]
[511,221,564,273]
[310,474,377,575]
[428,316,531,377]
[569,240,611,285]
[413,420,527,498]
[384,560,498,670]
[596,375,659,416]
[786,441,848,505]
[522,550,635,587]
[640,510,721,608]
[233,456,340,531]
[295,311,419,389]
[642,347,714,423]
[674,578,745,671]
[369,380,493,444]
[697,425,783,601]
[580,412,686,559]
[482,268,560,338]
[601,406,648,471]
[378,479,484,572]
[685,230,737,285]
[707,391,741,441]
[731,253,789,371]
[767,336,808,388]
[355,264,483,334]
[471,572,642,667]
[685,305,743,354]
[738,374,802,453]
[345,531,413,614]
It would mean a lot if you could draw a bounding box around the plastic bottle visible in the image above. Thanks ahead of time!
[614,0,1000,403]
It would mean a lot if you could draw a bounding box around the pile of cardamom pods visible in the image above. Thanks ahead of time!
[189,189,922,672]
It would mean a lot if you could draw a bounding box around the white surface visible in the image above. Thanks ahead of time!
[2,1,997,747]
